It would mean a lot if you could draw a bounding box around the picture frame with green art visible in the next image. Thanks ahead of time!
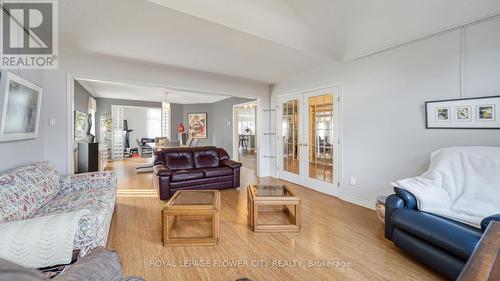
[425,95,500,129]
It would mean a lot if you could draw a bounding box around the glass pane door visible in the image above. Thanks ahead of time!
[281,99,300,175]
[111,105,124,160]
[308,94,334,183]
[277,87,340,197]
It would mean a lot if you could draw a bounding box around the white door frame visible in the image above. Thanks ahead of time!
[276,84,343,197]
[232,100,259,168]
[66,73,264,176]
[276,93,303,185]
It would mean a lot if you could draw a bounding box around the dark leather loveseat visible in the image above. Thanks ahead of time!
[153,146,242,200]
[385,187,500,280]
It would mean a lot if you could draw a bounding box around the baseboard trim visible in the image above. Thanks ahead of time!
[340,195,375,210]
[268,176,376,210]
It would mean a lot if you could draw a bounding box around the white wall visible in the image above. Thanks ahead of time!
[42,50,272,176]
[271,19,500,208]
[123,107,161,149]
[0,70,45,171]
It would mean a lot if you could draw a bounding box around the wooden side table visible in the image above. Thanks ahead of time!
[162,190,220,246]
[247,185,301,232]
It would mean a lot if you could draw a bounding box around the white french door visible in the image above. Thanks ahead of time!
[277,94,302,184]
[277,87,341,197]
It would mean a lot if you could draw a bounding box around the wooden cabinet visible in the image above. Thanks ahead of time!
[77,143,98,173]
[77,143,109,173]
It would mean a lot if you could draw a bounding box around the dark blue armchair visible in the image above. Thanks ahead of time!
[385,187,500,280]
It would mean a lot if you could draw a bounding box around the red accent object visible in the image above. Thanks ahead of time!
[177,123,185,133]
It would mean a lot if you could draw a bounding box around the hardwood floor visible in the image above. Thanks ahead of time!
[238,149,256,171]
[107,159,442,281]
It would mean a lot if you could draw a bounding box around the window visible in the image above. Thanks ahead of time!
[238,121,255,135]
[161,102,171,138]
[147,108,162,138]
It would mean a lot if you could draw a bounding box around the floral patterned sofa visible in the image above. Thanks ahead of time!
[0,161,117,257]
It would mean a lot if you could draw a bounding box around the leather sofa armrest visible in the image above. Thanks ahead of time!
[394,186,418,209]
[480,214,500,232]
[221,159,242,169]
[385,194,405,241]
[218,148,230,160]
[153,150,166,166]
[153,165,172,177]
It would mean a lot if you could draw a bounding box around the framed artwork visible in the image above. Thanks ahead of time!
[477,105,495,121]
[188,113,207,139]
[425,95,500,129]
[435,107,450,122]
[74,110,88,142]
[455,106,472,122]
[0,71,43,142]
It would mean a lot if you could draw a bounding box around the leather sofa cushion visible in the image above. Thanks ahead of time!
[392,208,482,260]
[192,147,220,168]
[392,228,465,280]
[162,148,195,170]
[170,169,204,182]
[204,167,233,177]
[170,175,234,189]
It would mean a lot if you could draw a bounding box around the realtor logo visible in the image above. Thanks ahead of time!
[0,0,58,69]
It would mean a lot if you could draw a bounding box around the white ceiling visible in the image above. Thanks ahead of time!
[60,0,500,84]
[77,79,231,104]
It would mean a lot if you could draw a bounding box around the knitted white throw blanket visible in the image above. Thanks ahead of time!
[393,147,500,228]
[0,210,90,268]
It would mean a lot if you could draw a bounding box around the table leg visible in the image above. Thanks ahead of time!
[295,202,301,228]
[213,211,220,243]
[253,202,259,231]
[163,214,170,246]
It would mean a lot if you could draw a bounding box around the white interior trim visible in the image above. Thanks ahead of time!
[459,28,467,98]
[351,12,500,62]
[66,74,75,174]
[232,100,258,168]
[75,80,99,98]
[274,84,344,199]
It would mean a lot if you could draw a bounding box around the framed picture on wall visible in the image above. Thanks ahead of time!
[74,110,88,142]
[188,112,207,139]
[455,105,472,122]
[0,71,43,142]
[476,104,495,121]
[435,107,450,122]
[425,95,500,129]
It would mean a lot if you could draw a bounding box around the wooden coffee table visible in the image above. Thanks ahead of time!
[247,185,301,232]
[162,190,220,246]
